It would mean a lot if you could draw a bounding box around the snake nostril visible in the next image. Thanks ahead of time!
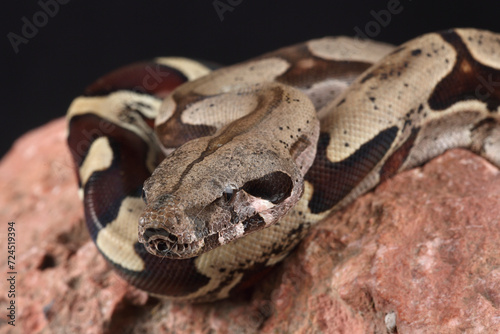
[156,241,168,252]
[142,228,195,255]
[143,228,178,243]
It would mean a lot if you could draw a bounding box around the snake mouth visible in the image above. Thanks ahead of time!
[142,228,203,259]
[140,214,260,258]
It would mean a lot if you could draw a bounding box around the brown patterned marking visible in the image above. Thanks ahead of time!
[155,92,218,148]
[389,46,406,55]
[289,134,312,161]
[411,49,422,56]
[112,242,211,298]
[84,61,188,98]
[156,43,373,148]
[206,86,284,152]
[305,127,398,214]
[260,44,373,88]
[169,86,285,194]
[68,114,160,236]
[227,222,309,298]
[359,73,374,84]
[429,31,500,112]
[379,127,419,182]
[358,56,410,84]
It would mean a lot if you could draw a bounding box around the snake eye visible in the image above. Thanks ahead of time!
[142,188,147,204]
[242,171,293,204]
[222,186,235,202]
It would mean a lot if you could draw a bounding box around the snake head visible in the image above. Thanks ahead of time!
[138,83,319,259]
[138,138,308,259]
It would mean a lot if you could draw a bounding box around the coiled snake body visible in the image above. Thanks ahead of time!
[67,28,500,302]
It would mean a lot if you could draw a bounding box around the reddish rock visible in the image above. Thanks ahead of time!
[267,148,500,333]
[0,118,499,333]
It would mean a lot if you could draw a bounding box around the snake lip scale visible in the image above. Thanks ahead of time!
[67,28,500,302]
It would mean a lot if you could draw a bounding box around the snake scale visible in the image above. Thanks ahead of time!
[67,28,500,302]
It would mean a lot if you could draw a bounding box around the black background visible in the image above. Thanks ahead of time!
[3,0,500,158]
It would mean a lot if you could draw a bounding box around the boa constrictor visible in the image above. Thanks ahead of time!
[67,28,500,302]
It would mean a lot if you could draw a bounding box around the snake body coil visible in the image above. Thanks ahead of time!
[67,29,500,302]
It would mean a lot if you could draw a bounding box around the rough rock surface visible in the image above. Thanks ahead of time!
[0,118,499,334]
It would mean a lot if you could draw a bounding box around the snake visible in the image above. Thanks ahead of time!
[66,28,500,302]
